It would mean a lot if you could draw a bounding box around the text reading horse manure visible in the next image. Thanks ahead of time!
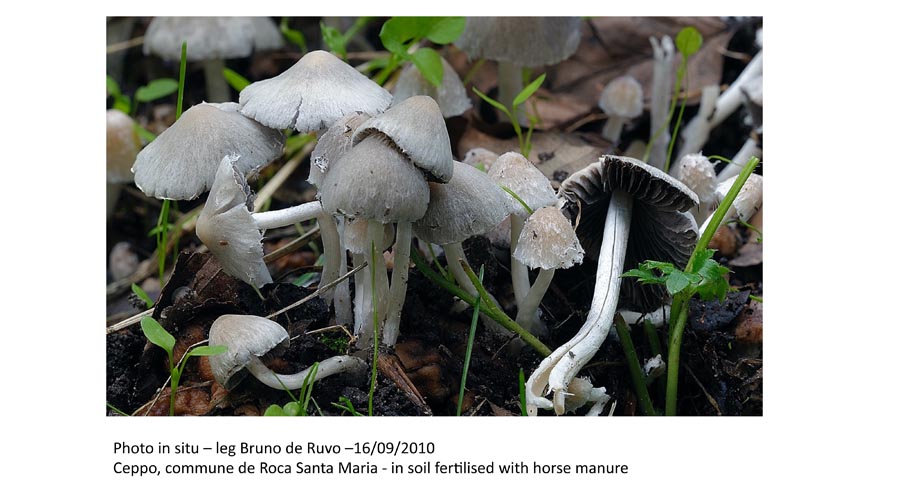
[112,441,629,479]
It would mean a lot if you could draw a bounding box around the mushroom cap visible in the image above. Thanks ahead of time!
[674,153,717,203]
[512,206,584,270]
[462,147,500,172]
[488,152,558,215]
[559,155,699,312]
[599,75,644,118]
[132,102,285,200]
[352,95,454,183]
[392,56,472,118]
[196,155,273,288]
[143,17,283,62]
[319,134,430,224]
[716,173,763,222]
[414,161,515,245]
[239,50,392,133]
[308,111,371,189]
[106,109,139,184]
[455,17,582,67]
[208,314,289,390]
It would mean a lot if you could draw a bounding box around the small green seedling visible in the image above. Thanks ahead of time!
[131,283,154,308]
[321,17,372,60]
[472,74,546,158]
[457,265,485,416]
[150,42,188,282]
[518,368,527,416]
[280,17,308,53]
[223,68,251,92]
[140,316,226,416]
[263,363,320,416]
[332,396,364,416]
[375,17,466,86]
[623,156,760,415]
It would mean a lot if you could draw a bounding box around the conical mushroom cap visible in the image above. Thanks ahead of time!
[320,134,430,224]
[559,155,698,311]
[513,206,584,270]
[308,112,371,189]
[144,17,283,61]
[352,95,454,182]
[132,102,284,200]
[488,152,558,215]
[673,153,717,203]
[196,155,272,288]
[208,314,289,389]
[239,50,392,132]
[455,17,582,67]
[392,57,471,118]
[414,161,514,245]
[106,109,139,184]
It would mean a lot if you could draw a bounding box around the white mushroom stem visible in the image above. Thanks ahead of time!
[244,354,366,390]
[384,221,412,346]
[649,36,674,170]
[716,137,761,183]
[676,85,720,162]
[251,201,322,229]
[515,268,554,334]
[602,116,627,145]
[357,221,390,348]
[497,62,527,125]
[549,190,632,414]
[444,242,478,298]
[352,252,369,335]
[202,58,232,103]
[333,219,353,326]
[317,214,343,306]
[707,51,763,129]
[509,214,532,310]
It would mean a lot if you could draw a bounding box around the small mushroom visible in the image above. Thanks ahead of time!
[512,206,584,333]
[106,109,139,218]
[699,173,763,235]
[455,17,581,123]
[673,152,717,222]
[208,314,366,390]
[413,161,515,338]
[598,75,643,145]
[487,152,557,327]
[143,17,284,102]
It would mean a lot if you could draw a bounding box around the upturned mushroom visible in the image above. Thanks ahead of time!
[143,17,284,102]
[512,206,584,333]
[239,50,392,133]
[526,155,698,415]
[598,75,644,145]
[132,102,284,201]
[673,152,717,222]
[208,314,366,390]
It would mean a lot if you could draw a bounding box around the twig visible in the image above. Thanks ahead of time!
[263,225,320,263]
[685,364,721,415]
[107,36,144,54]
